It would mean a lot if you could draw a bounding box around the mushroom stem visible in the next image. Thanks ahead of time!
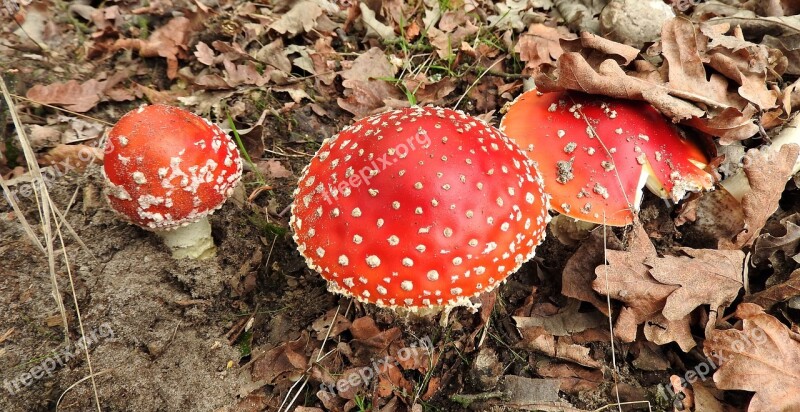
[720,115,800,202]
[157,218,216,260]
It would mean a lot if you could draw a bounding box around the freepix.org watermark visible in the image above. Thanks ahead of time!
[318,335,433,396]
[3,140,107,203]
[316,125,432,206]
[3,323,115,395]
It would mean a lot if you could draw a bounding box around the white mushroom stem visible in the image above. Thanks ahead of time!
[157,218,216,260]
[720,115,800,202]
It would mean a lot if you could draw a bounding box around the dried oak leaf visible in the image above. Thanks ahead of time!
[311,307,351,340]
[594,226,743,350]
[513,299,605,337]
[269,0,323,36]
[592,226,677,337]
[703,303,800,411]
[517,326,602,368]
[720,143,800,249]
[427,19,479,59]
[535,361,604,394]
[646,248,744,321]
[347,316,402,366]
[534,18,767,143]
[642,312,695,352]
[752,213,800,271]
[359,2,396,41]
[515,24,571,73]
[337,47,404,117]
[112,16,192,79]
[561,230,622,315]
[251,331,309,384]
[26,79,105,112]
[745,269,800,310]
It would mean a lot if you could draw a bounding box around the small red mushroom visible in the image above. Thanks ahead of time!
[500,89,713,226]
[103,105,243,259]
[290,106,549,310]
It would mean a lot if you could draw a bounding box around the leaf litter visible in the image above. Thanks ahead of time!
[5,0,800,411]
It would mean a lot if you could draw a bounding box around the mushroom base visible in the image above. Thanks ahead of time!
[157,218,217,260]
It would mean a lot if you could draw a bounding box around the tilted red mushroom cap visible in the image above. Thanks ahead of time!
[290,106,549,309]
[500,90,713,226]
[103,105,243,230]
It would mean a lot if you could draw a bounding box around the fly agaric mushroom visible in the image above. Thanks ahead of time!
[290,106,549,310]
[500,89,713,226]
[103,105,243,259]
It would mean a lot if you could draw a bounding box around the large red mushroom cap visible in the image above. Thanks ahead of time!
[290,106,549,310]
[500,90,713,226]
[103,105,243,230]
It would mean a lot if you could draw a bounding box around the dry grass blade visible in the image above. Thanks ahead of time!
[277,302,347,412]
[1,75,103,411]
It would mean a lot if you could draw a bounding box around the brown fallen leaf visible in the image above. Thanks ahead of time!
[642,312,695,352]
[513,298,605,337]
[517,325,601,368]
[427,19,479,59]
[593,226,677,341]
[400,73,456,106]
[752,213,800,271]
[561,230,621,315]
[515,24,572,74]
[374,362,412,398]
[594,226,743,350]
[26,79,105,113]
[646,248,744,322]
[38,144,104,171]
[311,307,351,340]
[257,159,293,179]
[720,144,800,249]
[337,47,404,117]
[745,269,800,310]
[535,361,603,394]
[346,316,402,366]
[113,16,192,79]
[703,303,800,411]
[269,0,323,36]
[251,332,309,384]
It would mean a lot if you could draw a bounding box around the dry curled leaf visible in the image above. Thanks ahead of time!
[561,230,620,315]
[703,303,800,411]
[251,332,309,384]
[752,213,800,271]
[26,79,104,112]
[745,269,800,310]
[337,47,404,117]
[515,24,570,73]
[112,16,192,79]
[517,326,601,368]
[594,226,743,350]
[269,0,323,36]
[720,144,800,249]
[646,248,744,321]
[38,144,103,171]
[513,299,605,337]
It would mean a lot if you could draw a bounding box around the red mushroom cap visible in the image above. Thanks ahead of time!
[103,105,243,230]
[500,90,712,226]
[290,107,549,309]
